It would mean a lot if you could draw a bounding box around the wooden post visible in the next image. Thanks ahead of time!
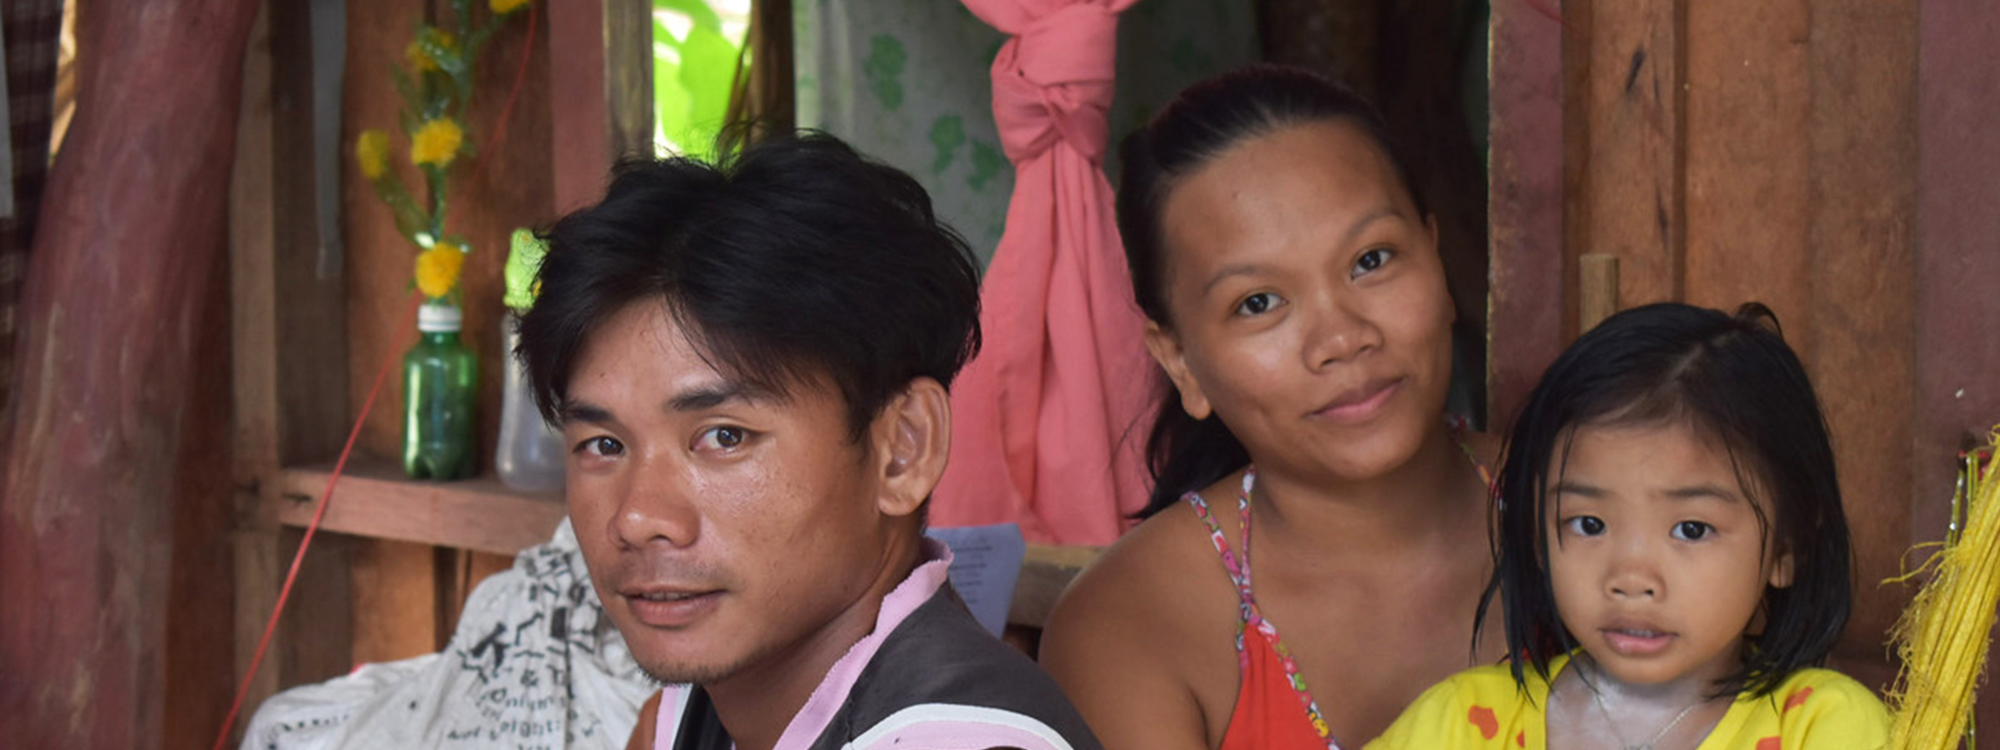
[1577,253,1620,333]
[1487,0,1567,429]
[0,0,262,745]
[1915,0,2000,730]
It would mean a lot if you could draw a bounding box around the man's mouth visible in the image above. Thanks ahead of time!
[621,586,724,628]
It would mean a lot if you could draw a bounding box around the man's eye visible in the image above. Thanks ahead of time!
[1566,516,1605,536]
[696,426,749,451]
[575,435,623,457]
[1673,521,1713,541]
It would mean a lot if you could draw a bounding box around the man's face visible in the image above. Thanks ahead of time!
[560,301,903,684]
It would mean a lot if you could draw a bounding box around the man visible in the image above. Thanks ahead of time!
[516,134,1101,750]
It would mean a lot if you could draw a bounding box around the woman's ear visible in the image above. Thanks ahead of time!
[1143,320,1212,420]
[872,377,950,519]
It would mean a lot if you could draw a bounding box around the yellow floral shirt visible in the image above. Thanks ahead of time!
[1365,653,1889,750]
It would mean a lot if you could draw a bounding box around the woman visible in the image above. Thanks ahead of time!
[1039,65,1504,750]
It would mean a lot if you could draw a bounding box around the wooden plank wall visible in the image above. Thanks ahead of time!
[1492,0,1995,721]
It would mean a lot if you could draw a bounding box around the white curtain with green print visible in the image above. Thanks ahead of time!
[793,0,1257,266]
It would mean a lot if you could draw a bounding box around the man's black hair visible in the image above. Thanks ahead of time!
[1479,302,1853,698]
[516,132,982,442]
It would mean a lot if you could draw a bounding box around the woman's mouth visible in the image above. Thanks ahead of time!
[1311,378,1403,424]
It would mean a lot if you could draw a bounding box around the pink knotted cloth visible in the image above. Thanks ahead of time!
[929,0,1154,545]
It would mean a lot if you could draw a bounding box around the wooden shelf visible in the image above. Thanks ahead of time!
[273,457,566,556]
[274,456,1099,625]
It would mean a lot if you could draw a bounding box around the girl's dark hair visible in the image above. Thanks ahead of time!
[1482,302,1853,698]
[1116,64,1431,516]
[517,132,982,442]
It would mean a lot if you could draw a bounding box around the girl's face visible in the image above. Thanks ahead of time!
[1545,421,1795,690]
[1143,120,1455,483]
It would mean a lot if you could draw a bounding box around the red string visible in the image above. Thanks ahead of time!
[210,291,422,750]
[484,1,536,159]
[212,5,538,744]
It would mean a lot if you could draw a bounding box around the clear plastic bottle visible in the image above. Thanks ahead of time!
[403,303,479,480]
[495,312,565,492]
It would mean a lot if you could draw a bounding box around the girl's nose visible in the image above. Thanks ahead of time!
[1604,534,1664,599]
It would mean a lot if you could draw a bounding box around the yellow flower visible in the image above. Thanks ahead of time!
[410,118,463,168]
[492,0,531,13]
[415,243,467,298]
[405,30,456,72]
[405,41,439,72]
[355,130,389,180]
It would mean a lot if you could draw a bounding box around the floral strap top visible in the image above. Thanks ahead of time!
[1186,423,1493,750]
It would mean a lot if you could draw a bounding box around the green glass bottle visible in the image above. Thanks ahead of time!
[403,303,479,480]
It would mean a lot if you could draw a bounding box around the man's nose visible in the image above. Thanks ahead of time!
[609,453,700,549]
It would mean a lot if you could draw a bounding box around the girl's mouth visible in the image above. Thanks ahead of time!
[1601,627,1676,656]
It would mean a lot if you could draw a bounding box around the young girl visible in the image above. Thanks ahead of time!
[1367,302,1889,749]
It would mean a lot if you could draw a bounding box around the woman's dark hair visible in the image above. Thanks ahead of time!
[516,132,982,442]
[1482,302,1852,698]
[1116,64,1432,516]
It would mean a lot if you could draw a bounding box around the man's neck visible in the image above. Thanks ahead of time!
[701,531,926,750]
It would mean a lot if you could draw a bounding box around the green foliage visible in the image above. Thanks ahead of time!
[653,0,748,160]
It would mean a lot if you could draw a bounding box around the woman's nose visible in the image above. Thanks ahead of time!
[1303,294,1381,369]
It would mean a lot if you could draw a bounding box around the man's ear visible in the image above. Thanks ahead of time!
[1143,319,1211,420]
[872,377,950,519]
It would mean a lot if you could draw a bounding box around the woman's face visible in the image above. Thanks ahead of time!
[1145,119,1456,484]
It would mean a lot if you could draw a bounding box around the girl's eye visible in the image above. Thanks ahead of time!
[695,425,750,452]
[1234,291,1283,317]
[1673,521,1713,541]
[575,435,624,458]
[1351,248,1395,278]
[1565,516,1606,536]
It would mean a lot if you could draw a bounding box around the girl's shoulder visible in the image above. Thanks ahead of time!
[1712,668,1889,749]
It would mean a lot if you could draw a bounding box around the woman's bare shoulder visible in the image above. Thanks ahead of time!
[1038,498,1240,749]
[1052,493,1232,633]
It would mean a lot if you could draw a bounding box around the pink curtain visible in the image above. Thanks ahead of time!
[929,0,1153,545]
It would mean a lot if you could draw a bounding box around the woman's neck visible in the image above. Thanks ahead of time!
[1251,421,1487,556]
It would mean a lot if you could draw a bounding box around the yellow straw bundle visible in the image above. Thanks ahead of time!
[1889,435,2000,750]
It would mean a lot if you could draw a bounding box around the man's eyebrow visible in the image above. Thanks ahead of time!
[667,381,779,412]
[558,401,611,425]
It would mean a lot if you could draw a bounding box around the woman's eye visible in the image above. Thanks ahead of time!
[1673,521,1713,541]
[1234,292,1282,317]
[1351,248,1394,278]
[1566,516,1606,536]
[575,435,624,458]
[696,425,749,452]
